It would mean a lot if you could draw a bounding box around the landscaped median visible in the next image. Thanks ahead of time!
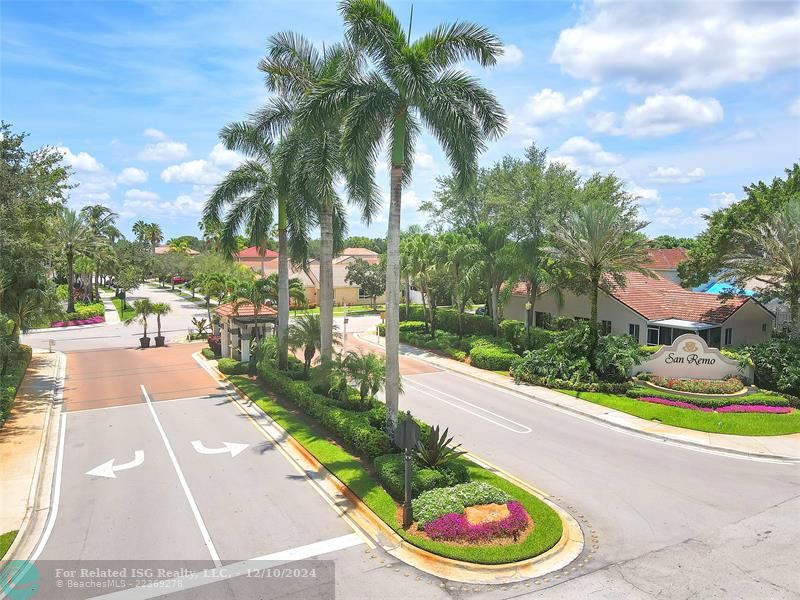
[200,349,581,581]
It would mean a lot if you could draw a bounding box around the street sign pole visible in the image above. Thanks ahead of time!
[403,447,413,528]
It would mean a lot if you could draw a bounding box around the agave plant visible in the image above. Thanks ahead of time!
[191,317,209,336]
[414,425,466,469]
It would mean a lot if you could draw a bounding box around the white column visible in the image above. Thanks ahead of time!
[241,336,251,362]
[221,325,231,358]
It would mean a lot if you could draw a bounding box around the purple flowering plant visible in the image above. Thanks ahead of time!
[423,501,529,542]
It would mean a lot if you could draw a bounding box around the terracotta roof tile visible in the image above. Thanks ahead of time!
[214,301,277,318]
[644,247,688,270]
[235,246,279,259]
[340,247,378,257]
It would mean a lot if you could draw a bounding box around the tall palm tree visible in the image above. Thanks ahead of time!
[287,314,341,376]
[724,198,800,325]
[132,220,148,243]
[204,120,308,371]
[438,231,481,338]
[144,223,163,253]
[256,32,374,368]
[81,205,122,300]
[303,0,506,427]
[549,193,654,369]
[56,208,93,313]
[262,273,307,308]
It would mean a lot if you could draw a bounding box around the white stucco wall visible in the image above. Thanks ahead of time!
[504,290,648,342]
[722,300,773,346]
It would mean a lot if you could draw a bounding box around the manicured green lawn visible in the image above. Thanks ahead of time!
[291,305,383,317]
[561,390,800,436]
[230,375,563,564]
[0,530,18,559]
[111,297,136,321]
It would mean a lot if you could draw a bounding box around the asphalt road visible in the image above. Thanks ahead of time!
[29,344,447,600]
[392,363,800,598]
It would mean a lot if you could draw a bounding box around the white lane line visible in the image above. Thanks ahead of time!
[140,384,222,567]
[404,379,531,434]
[29,411,66,562]
[92,533,364,600]
[429,371,797,465]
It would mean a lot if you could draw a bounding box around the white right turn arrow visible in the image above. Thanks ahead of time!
[86,451,145,478]
[191,440,249,457]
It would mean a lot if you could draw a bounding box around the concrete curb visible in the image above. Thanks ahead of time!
[193,352,584,584]
[4,351,66,562]
[356,333,800,465]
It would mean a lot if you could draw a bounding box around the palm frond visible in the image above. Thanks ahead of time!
[413,22,503,69]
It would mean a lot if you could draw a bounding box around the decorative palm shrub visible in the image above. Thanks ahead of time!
[151,302,171,346]
[124,299,153,348]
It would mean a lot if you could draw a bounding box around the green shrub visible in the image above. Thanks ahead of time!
[553,316,576,331]
[643,375,744,394]
[201,348,216,360]
[257,362,391,458]
[64,302,105,321]
[218,358,248,375]
[436,460,470,487]
[0,344,32,426]
[399,321,427,333]
[525,376,630,394]
[469,343,519,371]
[743,335,800,397]
[374,454,450,499]
[400,305,494,336]
[412,482,511,527]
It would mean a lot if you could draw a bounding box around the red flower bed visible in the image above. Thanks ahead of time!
[639,396,791,414]
[646,375,744,394]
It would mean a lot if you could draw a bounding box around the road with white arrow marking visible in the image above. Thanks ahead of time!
[85,450,145,478]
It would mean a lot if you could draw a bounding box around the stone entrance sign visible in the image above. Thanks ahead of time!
[632,334,753,383]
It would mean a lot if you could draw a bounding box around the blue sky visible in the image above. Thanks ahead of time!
[3,0,799,241]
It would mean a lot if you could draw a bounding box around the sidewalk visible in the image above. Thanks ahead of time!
[0,351,62,538]
[358,333,800,462]
[100,290,120,324]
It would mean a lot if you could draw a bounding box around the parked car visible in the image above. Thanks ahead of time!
[475,305,487,316]
[172,276,187,284]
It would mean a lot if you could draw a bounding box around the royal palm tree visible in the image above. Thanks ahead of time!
[549,190,654,369]
[724,198,800,325]
[81,205,122,299]
[256,32,374,368]
[287,314,341,377]
[144,223,163,253]
[303,0,506,426]
[56,208,93,313]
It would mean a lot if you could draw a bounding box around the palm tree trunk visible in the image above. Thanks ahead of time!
[589,274,600,371]
[66,250,76,313]
[404,275,411,320]
[319,206,334,364]
[385,164,403,430]
[491,284,500,333]
[277,196,290,371]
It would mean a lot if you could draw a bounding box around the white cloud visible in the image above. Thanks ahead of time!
[709,191,738,207]
[173,194,205,214]
[648,166,705,184]
[551,136,623,173]
[523,87,599,123]
[790,97,800,117]
[725,129,757,143]
[497,44,524,67]
[160,143,243,185]
[551,1,800,92]
[587,111,617,134]
[628,182,661,205]
[622,95,723,137]
[121,189,204,219]
[57,146,103,172]
[124,188,160,205]
[138,129,190,161]
[117,167,148,185]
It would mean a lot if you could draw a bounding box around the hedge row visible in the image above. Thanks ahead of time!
[217,358,248,375]
[1,344,33,427]
[399,305,494,336]
[469,344,519,371]
[626,386,797,408]
[64,302,105,321]
[514,373,631,394]
[258,363,391,459]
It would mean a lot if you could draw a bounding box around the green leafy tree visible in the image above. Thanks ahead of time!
[649,235,696,251]
[437,231,482,338]
[549,183,654,369]
[723,198,800,325]
[232,278,272,342]
[302,0,506,427]
[679,164,800,287]
[344,258,385,309]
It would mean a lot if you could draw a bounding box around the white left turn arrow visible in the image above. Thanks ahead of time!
[86,451,144,478]
[191,440,249,457]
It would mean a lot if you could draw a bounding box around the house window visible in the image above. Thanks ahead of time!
[535,311,551,328]
[629,323,640,342]
[647,327,660,345]
[358,287,370,300]
[601,320,612,335]
[724,327,732,346]
[762,323,767,332]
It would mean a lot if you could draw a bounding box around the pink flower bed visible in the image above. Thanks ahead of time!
[423,501,529,542]
[717,405,791,414]
[639,397,791,414]
[50,316,105,328]
[640,397,713,412]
